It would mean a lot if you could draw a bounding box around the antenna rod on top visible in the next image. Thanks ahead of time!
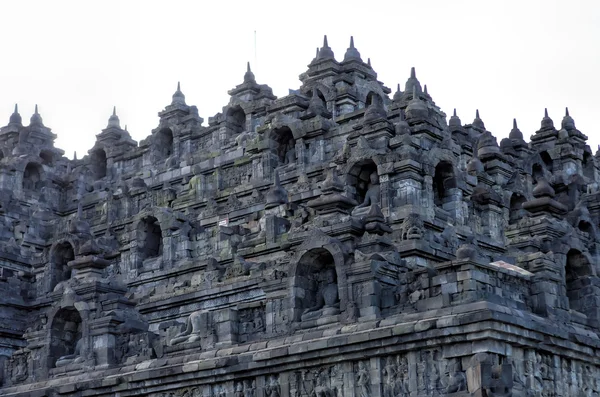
[254,30,257,74]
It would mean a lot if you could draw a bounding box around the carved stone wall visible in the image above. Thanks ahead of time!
[1,36,599,396]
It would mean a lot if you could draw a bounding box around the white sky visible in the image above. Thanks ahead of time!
[1,0,598,159]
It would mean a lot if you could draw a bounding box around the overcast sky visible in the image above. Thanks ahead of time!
[0,0,598,159]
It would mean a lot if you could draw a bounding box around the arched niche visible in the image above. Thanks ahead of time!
[583,151,594,179]
[156,128,174,159]
[578,220,594,239]
[540,151,553,173]
[137,216,163,264]
[272,126,296,165]
[90,149,107,180]
[291,248,340,322]
[49,307,82,368]
[433,161,456,208]
[365,91,379,107]
[22,162,42,191]
[39,150,53,166]
[315,89,327,106]
[49,242,75,292]
[532,163,544,184]
[508,193,526,225]
[347,160,378,206]
[227,106,246,135]
[565,249,594,313]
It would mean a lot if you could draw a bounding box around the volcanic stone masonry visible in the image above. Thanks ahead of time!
[0,35,599,396]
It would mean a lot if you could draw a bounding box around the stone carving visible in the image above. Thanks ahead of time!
[354,171,380,209]
[301,267,340,321]
[265,375,280,397]
[212,384,227,397]
[8,353,28,383]
[2,36,600,397]
[355,361,370,397]
[169,310,216,347]
[239,307,265,342]
[293,365,344,397]
[53,320,83,367]
[399,213,423,240]
[441,359,467,393]
[382,355,409,397]
[116,332,155,363]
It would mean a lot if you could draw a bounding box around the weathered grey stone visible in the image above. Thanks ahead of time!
[0,36,599,397]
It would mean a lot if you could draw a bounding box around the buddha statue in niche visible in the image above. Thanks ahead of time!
[301,267,340,321]
[356,171,380,208]
[352,171,381,218]
[55,322,83,367]
[170,310,211,346]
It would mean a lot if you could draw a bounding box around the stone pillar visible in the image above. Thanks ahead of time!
[213,308,238,347]
[0,168,14,191]
[369,357,382,397]
[89,317,122,367]
[478,204,504,241]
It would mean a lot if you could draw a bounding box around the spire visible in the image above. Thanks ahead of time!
[541,108,554,130]
[107,106,120,128]
[449,108,462,128]
[561,106,576,130]
[29,104,43,126]
[473,109,485,130]
[317,35,335,60]
[393,83,402,101]
[265,171,288,209]
[367,58,371,67]
[363,93,388,123]
[307,88,327,116]
[244,61,256,83]
[404,67,422,95]
[405,86,428,121]
[507,118,524,141]
[343,35,362,62]
[477,130,500,158]
[396,108,410,135]
[423,84,431,99]
[9,103,22,126]
[171,81,186,105]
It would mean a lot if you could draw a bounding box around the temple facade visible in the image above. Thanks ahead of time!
[1,36,599,396]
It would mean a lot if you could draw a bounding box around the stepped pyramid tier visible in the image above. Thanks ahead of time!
[0,36,598,397]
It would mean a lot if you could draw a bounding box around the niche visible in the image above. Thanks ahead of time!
[137,216,163,263]
[39,150,53,166]
[565,249,594,314]
[583,151,595,180]
[49,242,75,291]
[433,161,456,208]
[292,248,340,322]
[508,193,526,225]
[532,164,544,184]
[348,160,378,206]
[273,127,296,165]
[90,149,107,180]
[49,307,82,368]
[227,107,246,135]
[540,151,553,173]
[22,162,42,191]
[156,128,174,159]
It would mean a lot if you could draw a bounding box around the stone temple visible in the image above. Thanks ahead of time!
[1,35,599,397]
